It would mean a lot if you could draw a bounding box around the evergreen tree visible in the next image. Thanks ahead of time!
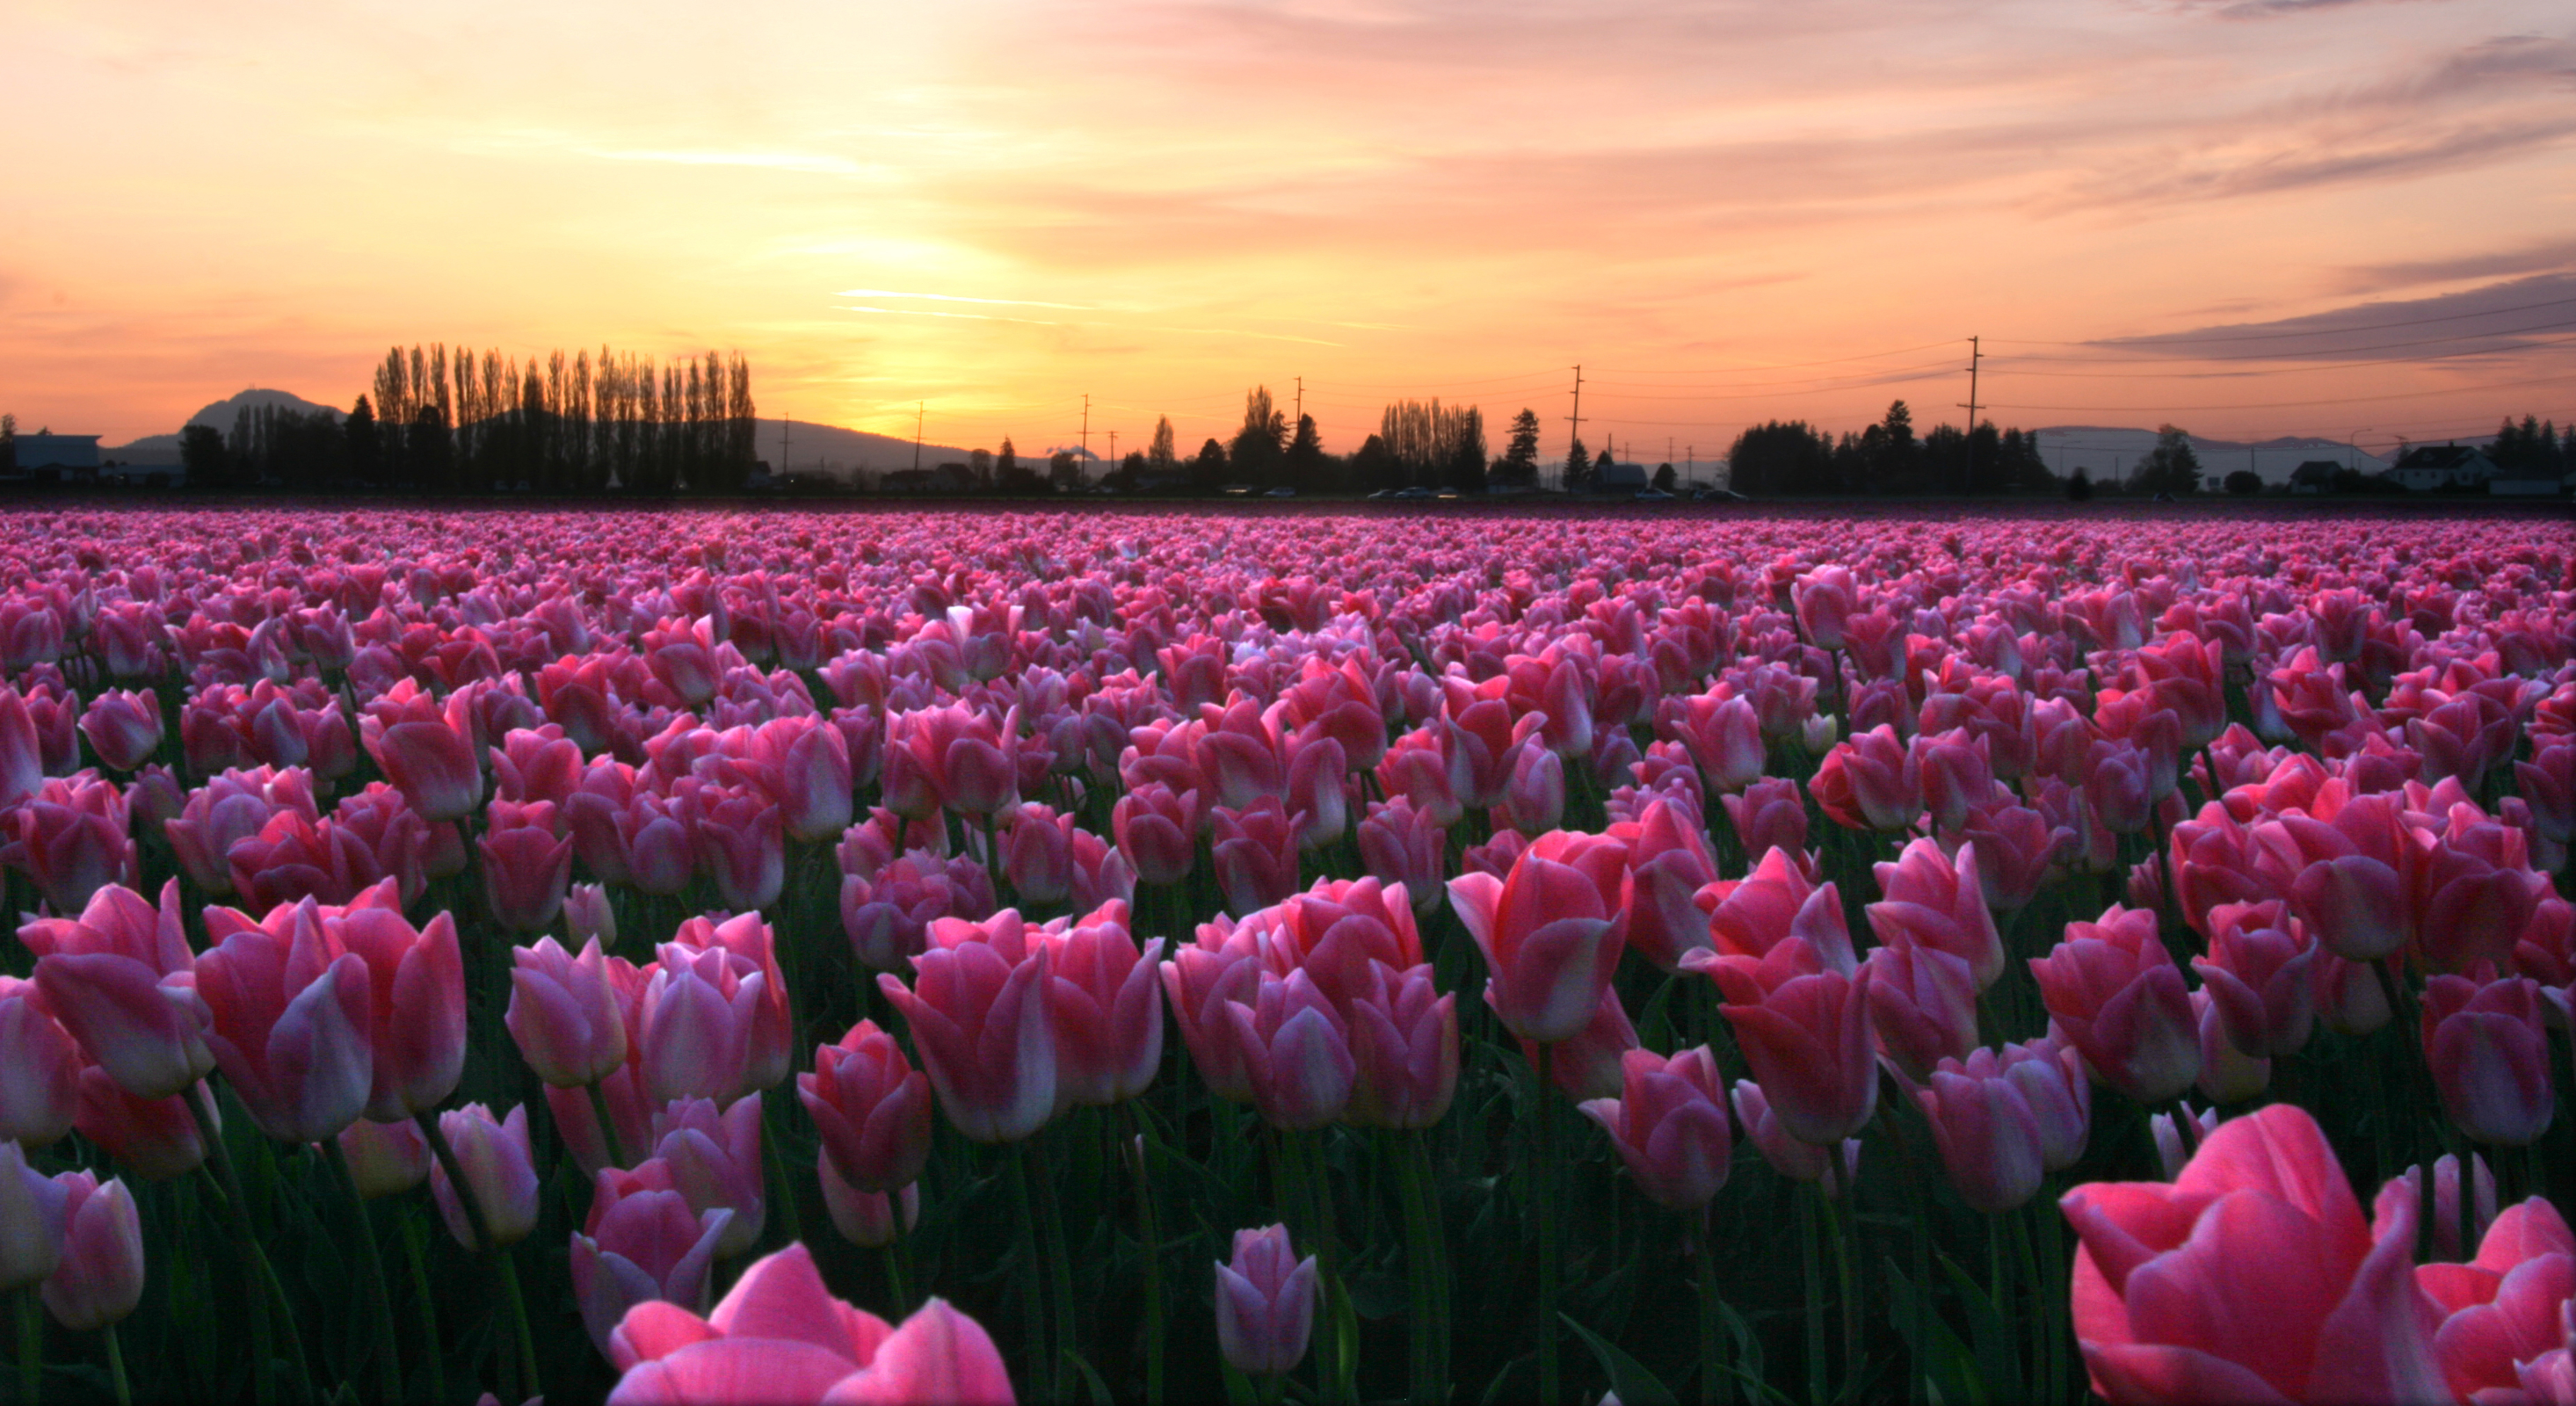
[996,437,1018,484]
[1148,417,1177,476]
[1231,386,1288,485]
[1193,438,1229,492]
[1563,436,1589,491]
[345,396,381,488]
[1284,414,1323,490]
[2133,424,2202,496]
[1723,421,1834,497]
[1499,409,1542,484]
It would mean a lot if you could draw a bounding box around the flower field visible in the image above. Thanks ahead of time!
[0,500,2570,1405]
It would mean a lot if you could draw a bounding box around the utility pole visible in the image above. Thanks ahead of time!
[1107,429,1118,479]
[781,415,789,477]
[1079,394,1091,472]
[912,402,925,472]
[1956,336,1982,496]
[1563,365,1584,494]
[1294,376,1303,427]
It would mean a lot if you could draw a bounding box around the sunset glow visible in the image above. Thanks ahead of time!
[10,0,2573,456]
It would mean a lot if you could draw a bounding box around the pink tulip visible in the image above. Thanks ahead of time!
[0,978,81,1148]
[1346,960,1457,1130]
[1810,726,1919,833]
[1213,797,1300,915]
[0,1141,69,1292]
[607,1243,1013,1405]
[337,1116,432,1199]
[1215,1224,1318,1377]
[819,1158,919,1250]
[1999,1036,2092,1172]
[1862,942,1980,1082]
[77,691,163,773]
[664,912,791,1094]
[2421,972,2554,1148]
[1869,837,2006,990]
[323,889,466,1121]
[2028,905,2199,1105]
[840,852,997,974]
[507,936,630,1089]
[0,691,41,810]
[190,900,374,1144]
[360,684,484,823]
[430,1103,541,1250]
[1672,692,1767,795]
[1699,844,1855,973]
[879,915,1056,1144]
[1913,1047,2048,1214]
[1114,782,1201,887]
[1616,797,1719,974]
[1035,902,1163,1107]
[573,1173,732,1359]
[1513,982,1639,1101]
[41,1172,142,1331]
[1578,1046,1733,1213]
[638,945,766,1106]
[798,1020,933,1194]
[1357,798,1446,915]
[2059,1102,2449,1403]
[2414,1196,2570,1401]
[1446,831,1628,1044]
[2,772,139,917]
[1696,936,1877,1147]
[1730,1080,1861,1192]
[2192,989,2272,1106]
[479,801,575,933]
[2189,900,2317,1061]
[1223,969,1357,1131]
[71,1065,204,1182]
[2392,1151,2498,1265]
[1717,779,1804,876]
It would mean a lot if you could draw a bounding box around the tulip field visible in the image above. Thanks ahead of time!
[1,498,2572,1404]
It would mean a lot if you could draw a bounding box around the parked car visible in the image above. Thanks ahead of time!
[1634,489,1674,503]
[1264,487,1297,498]
[1692,487,1748,503]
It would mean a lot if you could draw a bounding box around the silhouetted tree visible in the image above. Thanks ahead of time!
[1562,436,1589,492]
[180,425,233,490]
[1232,386,1288,486]
[1148,417,1177,477]
[1193,438,1229,492]
[1352,434,1398,492]
[2224,470,2261,496]
[2066,467,2094,501]
[1723,421,1833,497]
[2133,424,2202,496]
[1284,414,1323,491]
[1497,409,1542,486]
[345,396,381,488]
[0,414,14,475]
[1652,463,1676,492]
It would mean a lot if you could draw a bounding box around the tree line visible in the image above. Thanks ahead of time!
[178,345,758,496]
[1723,401,2062,497]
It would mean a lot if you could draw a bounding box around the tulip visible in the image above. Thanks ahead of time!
[798,1020,934,1194]
[2421,972,2554,1148]
[337,1117,432,1199]
[1215,1224,1318,1377]
[2193,989,2272,1106]
[1513,983,1639,1102]
[606,1243,1012,1405]
[1999,1036,2091,1172]
[1212,798,1300,916]
[1700,845,1855,972]
[1223,969,1357,1132]
[77,691,163,773]
[1113,782,1201,887]
[878,916,1056,1144]
[1809,725,1917,832]
[2393,1151,2497,1265]
[1345,961,1457,1130]
[1868,837,2006,990]
[2060,1102,2449,1403]
[506,936,630,1089]
[638,945,766,1106]
[1731,1080,1861,1192]
[70,1067,204,1182]
[41,1172,143,1331]
[429,1103,541,1250]
[479,802,575,933]
[2028,905,2199,1105]
[1912,1047,2047,1214]
[818,1158,919,1250]
[324,891,466,1121]
[1694,937,1878,1147]
[1357,798,1447,914]
[1037,902,1164,1107]
[2414,1196,2571,1403]
[2189,900,2317,1061]
[1721,776,1810,869]
[0,1141,69,1291]
[360,687,484,823]
[573,1176,733,1359]
[1578,1046,1733,1213]
[191,902,374,1144]
[1618,797,1719,974]
[1447,832,1628,1044]
[664,913,791,1094]
[2,773,138,917]
[0,978,81,1149]
[1862,942,1979,1082]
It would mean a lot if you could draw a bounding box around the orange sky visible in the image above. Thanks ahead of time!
[7,0,2573,460]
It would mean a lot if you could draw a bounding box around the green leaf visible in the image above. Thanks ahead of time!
[1883,1257,1988,1406]
[1560,1312,1679,1406]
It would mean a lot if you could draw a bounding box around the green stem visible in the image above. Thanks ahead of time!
[1128,1105,1167,1406]
[1004,1146,1055,1398]
[400,1213,446,1406]
[1695,1213,1723,1406]
[2011,1205,2047,1404]
[1534,1042,1560,1405]
[18,1287,40,1406]
[762,1113,804,1250]
[1799,1185,1827,1405]
[1820,1172,1861,1396]
[584,1080,630,1170]
[494,1249,543,1405]
[1393,1132,1443,1406]
[102,1322,129,1406]
[188,1084,310,1404]
[412,1112,495,1254]
[322,1137,408,1402]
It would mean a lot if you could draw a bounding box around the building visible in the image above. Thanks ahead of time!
[2289,460,2341,495]
[2388,445,2499,493]
[1593,462,1649,493]
[2492,472,2569,497]
[11,432,102,472]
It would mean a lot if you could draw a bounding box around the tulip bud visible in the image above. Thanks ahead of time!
[41,1172,143,1331]
[430,1104,541,1250]
[0,1141,69,1291]
[1215,1224,1317,1377]
[337,1117,432,1199]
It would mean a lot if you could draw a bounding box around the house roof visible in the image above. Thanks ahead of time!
[2393,445,2493,470]
[2290,460,2341,482]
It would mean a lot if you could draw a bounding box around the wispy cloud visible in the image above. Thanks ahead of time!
[837,288,1099,309]
[582,148,865,175]
[2085,272,2576,359]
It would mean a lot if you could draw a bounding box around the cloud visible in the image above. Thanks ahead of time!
[2333,237,2576,294]
[2084,272,2576,359]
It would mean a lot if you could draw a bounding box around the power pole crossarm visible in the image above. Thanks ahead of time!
[1562,365,1584,494]
[1956,336,1982,496]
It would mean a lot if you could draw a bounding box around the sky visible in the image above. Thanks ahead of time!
[6,0,2573,465]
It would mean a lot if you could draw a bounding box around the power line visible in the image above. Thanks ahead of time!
[1985,368,2576,413]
